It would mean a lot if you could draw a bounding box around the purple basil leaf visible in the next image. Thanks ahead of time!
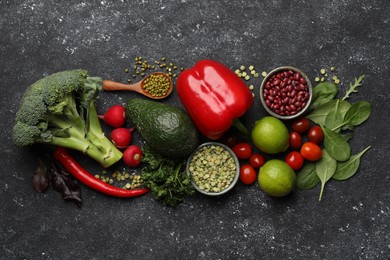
[32,159,50,193]
[49,163,82,207]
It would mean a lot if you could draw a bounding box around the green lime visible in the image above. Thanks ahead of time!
[258,159,296,197]
[251,116,289,154]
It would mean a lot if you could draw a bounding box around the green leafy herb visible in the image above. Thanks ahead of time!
[316,149,337,201]
[333,146,371,180]
[342,75,365,100]
[141,145,195,207]
[306,99,351,126]
[343,101,372,126]
[296,162,320,190]
[340,132,354,142]
[322,126,351,161]
[324,99,343,132]
[330,101,371,131]
[309,82,338,110]
[301,74,371,201]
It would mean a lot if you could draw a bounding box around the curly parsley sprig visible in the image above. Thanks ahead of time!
[141,145,195,207]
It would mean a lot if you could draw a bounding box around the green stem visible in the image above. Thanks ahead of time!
[232,118,249,139]
[174,163,184,188]
[318,183,325,202]
[331,122,347,132]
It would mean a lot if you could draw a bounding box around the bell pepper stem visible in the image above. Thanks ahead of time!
[232,118,249,139]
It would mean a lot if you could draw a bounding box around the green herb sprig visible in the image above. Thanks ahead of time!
[297,75,372,201]
[141,145,195,207]
[342,75,365,100]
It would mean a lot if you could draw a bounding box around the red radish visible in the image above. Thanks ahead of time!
[123,145,142,168]
[110,128,134,149]
[98,105,126,128]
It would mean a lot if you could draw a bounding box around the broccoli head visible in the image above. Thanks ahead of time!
[12,69,122,168]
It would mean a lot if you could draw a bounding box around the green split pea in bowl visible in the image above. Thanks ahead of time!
[186,142,240,196]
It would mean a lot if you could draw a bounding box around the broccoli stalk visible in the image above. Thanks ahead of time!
[12,69,122,168]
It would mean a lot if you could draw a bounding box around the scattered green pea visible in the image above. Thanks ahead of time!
[261,71,267,77]
[188,145,237,193]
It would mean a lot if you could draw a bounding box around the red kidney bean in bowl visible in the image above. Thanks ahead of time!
[259,66,313,120]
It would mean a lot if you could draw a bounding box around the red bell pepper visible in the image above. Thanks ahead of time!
[176,59,253,140]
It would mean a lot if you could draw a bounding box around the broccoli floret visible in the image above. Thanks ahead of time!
[12,69,122,168]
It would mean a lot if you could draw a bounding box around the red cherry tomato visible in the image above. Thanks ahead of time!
[219,131,239,148]
[239,164,257,185]
[292,118,311,133]
[249,153,266,168]
[307,125,324,144]
[232,143,252,160]
[285,151,304,171]
[289,131,303,150]
[300,142,322,161]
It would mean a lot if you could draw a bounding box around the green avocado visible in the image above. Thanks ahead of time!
[125,98,198,158]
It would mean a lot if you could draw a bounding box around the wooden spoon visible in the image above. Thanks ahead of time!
[102,72,173,99]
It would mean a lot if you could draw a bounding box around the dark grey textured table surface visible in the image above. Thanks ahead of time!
[1,1,389,259]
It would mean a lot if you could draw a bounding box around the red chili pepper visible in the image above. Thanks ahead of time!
[176,59,253,140]
[53,147,148,198]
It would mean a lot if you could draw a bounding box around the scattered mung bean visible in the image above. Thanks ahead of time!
[123,56,185,81]
[142,73,171,97]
